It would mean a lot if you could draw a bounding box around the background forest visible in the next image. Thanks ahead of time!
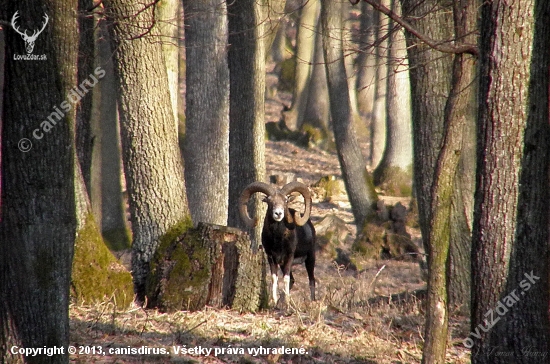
[1,0,549,363]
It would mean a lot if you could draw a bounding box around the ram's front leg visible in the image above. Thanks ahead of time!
[267,257,279,304]
[281,258,293,299]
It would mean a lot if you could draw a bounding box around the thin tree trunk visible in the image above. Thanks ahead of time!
[422,31,476,364]
[303,20,330,135]
[183,0,230,226]
[156,0,180,129]
[104,0,190,303]
[91,18,130,250]
[264,0,288,58]
[76,0,96,193]
[400,0,453,244]
[321,0,377,228]
[283,0,319,131]
[356,2,376,119]
[372,0,412,196]
[369,0,389,167]
[1,2,78,361]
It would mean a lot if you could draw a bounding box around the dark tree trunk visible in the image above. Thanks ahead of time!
[0,27,4,211]
[227,0,268,247]
[103,0,190,303]
[76,0,95,193]
[470,0,550,361]
[183,0,230,226]
[0,1,78,362]
[321,0,377,227]
[91,18,130,250]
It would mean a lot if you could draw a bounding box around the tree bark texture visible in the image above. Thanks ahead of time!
[104,0,190,302]
[321,0,377,228]
[445,0,477,315]
[422,11,476,363]
[156,0,180,129]
[400,0,454,243]
[355,2,376,119]
[0,1,78,362]
[372,0,412,196]
[283,0,319,131]
[183,0,230,227]
[369,0,389,167]
[303,22,330,136]
[401,0,476,316]
[471,0,550,361]
[227,0,268,248]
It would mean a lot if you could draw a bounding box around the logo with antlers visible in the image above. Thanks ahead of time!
[11,11,49,54]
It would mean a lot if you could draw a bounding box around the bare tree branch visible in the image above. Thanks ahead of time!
[351,0,479,56]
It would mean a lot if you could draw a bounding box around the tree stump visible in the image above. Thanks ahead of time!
[147,223,267,312]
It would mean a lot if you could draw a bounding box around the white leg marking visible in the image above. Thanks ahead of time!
[283,275,291,297]
[271,273,278,302]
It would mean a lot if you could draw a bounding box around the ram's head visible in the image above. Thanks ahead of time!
[239,182,312,227]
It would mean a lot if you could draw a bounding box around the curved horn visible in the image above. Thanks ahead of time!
[280,182,312,226]
[239,182,276,227]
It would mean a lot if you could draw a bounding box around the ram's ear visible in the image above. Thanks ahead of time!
[288,195,296,203]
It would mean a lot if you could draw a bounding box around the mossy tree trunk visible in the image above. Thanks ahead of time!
[471,0,550,361]
[147,223,266,312]
[422,33,476,364]
[183,0,230,226]
[0,1,78,361]
[321,0,378,228]
[104,0,190,304]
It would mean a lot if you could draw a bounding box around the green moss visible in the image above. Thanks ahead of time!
[372,165,413,197]
[279,57,296,92]
[71,214,133,308]
[352,223,387,258]
[102,226,131,251]
[147,218,212,312]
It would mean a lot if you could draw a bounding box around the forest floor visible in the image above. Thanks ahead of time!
[69,140,472,364]
[68,68,472,363]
